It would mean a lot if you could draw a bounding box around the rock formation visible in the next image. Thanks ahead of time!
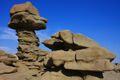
[43,30,100,51]
[0,50,18,66]
[103,63,120,80]
[8,2,48,61]
[0,2,119,80]
[43,30,115,80]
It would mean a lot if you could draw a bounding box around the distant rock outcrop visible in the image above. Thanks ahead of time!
[0,2,119,80]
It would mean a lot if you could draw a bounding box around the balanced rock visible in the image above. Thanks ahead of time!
[8,2,48,61]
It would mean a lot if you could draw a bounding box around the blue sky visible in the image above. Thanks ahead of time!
[0,0,120,63]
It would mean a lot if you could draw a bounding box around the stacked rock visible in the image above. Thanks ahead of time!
[8,2,48,61]
[43,30,100,51]
[43,30,115,80]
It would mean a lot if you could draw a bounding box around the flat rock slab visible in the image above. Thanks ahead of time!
[60,30,73,44]
[43,30,101,51]
[76,47,115,61]
[44,50,75,67]
[73,34,99,48]
[10,2,39,15]
[64,59,114,72]
[50,50,75,61]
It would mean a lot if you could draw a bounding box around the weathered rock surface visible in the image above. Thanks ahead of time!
[64,59,113,71]
[43,30,100,51]
[44,47,115,71]
[75,47,115,61]
[60,30,73,44]
[9,2,47,30]
[8,2,48,61]
[10,2,39,15]
[43,30,116,80]
[84,75,103,80]
[103,64,120,80]
[16,30,48,61]
[73,34,99,48]
[0,50,18,65]
[41,71,83,80]
[0,63,17,74]
[0,61,44,80]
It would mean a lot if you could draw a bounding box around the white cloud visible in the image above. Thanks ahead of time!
[0,46,16,54]
[0,28,17,40]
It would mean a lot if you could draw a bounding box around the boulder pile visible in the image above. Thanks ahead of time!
[0,2,118,80]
